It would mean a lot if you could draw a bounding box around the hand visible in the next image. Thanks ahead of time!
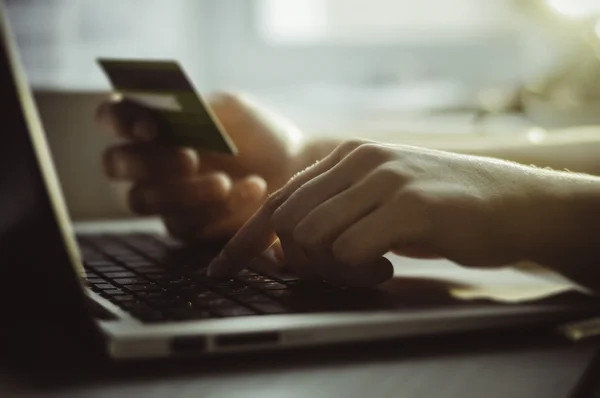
[207,140,560,287]
[96,93,306,241]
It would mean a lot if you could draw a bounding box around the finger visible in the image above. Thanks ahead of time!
[128,173,233,215]
[103,143,199,181]
[340,257,394,288]
[304,248,351,287]
[279,240,319,279]
[331,203,414,268]
[96,99,159,142]
[164,176,267,241]
[207,148,345,277]
[305,247,392,288]
[391,246,441,259]
[194,175,268,239]
[292,169,395,247]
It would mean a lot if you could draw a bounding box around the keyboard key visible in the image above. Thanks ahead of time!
[112,277,152,285]
[94,283,115,290]
[192,291,224,306]
[162,276,193,286]
[263,289,294,299]
[90,265,127,273]
[113,251,145,259]
[85,260,116,267]
[236,274,274,283]
[104,289,126,295]
[102,271,137,278]
[99,245,131,255]
[130,266,166,273]
[136,291,172,299]
[210,279,241,288]
[125,285,163,293]
[145,273,169,280]
[111,295,137,302]
[213,305,256,317]
[85,278,105,284]
[199,297,236,307]
[285,280,330,289]
[215,285,254,296]
[123,260,157,267]
[249,281,287,290]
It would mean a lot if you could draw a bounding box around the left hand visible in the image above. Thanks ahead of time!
[207,140,558,287]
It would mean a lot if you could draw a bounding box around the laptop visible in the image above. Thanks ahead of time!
[0,3,593,362]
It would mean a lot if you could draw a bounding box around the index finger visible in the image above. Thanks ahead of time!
[207,154,341,277]
[96,98,158,142]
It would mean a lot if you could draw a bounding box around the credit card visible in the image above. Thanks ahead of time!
[98,58,237,155]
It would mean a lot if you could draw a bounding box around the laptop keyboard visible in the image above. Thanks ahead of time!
[78,233,367,323]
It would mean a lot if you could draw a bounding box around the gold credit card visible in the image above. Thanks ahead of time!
[98,58,237,155]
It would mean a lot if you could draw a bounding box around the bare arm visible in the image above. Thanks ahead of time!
[297,126,600,177]
[291,126,600,291]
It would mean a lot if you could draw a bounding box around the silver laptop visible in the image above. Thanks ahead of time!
[0,3,591,361]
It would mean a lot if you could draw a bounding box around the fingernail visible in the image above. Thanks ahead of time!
[133,120,157,141]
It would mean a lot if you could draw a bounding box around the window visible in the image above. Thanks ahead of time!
[205,0,524,95]
[257,0,517,45]
[5,0,208,89]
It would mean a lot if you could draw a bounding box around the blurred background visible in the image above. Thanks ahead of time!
[3,0,600,218]
[6,0,600,132]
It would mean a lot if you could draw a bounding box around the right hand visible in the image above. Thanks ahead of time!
[95,93,307,242]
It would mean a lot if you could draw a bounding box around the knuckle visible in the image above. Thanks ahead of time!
[349,143,393,163]
[264,191,284,214]
[272,209,294,238]
[209,91,244,111]
[337,139,368,155]
[372,165,404,186]
[398,185,436,207]
[292,224,315,247]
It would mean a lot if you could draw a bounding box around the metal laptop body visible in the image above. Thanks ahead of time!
[0,3,593,361]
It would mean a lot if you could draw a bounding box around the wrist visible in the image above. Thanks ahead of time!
[524,171,600,290]
[292,136,342,175]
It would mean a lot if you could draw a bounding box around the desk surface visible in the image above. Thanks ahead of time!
[1,334,597,398]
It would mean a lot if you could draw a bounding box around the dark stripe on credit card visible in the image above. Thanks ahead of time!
[99,59,195,92]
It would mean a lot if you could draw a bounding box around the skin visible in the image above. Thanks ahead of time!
[97,92,600,291]
[97,93,305,241]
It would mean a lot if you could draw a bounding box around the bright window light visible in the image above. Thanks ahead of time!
[546,0,600,19]
[257,0,328,43]
[257,0,515,44]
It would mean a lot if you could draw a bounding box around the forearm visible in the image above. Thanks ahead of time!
[528,171,600,292]
[298,126,600,177]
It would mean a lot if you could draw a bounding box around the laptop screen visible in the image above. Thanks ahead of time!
[0,2,84,276]
[0,2,96,327]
